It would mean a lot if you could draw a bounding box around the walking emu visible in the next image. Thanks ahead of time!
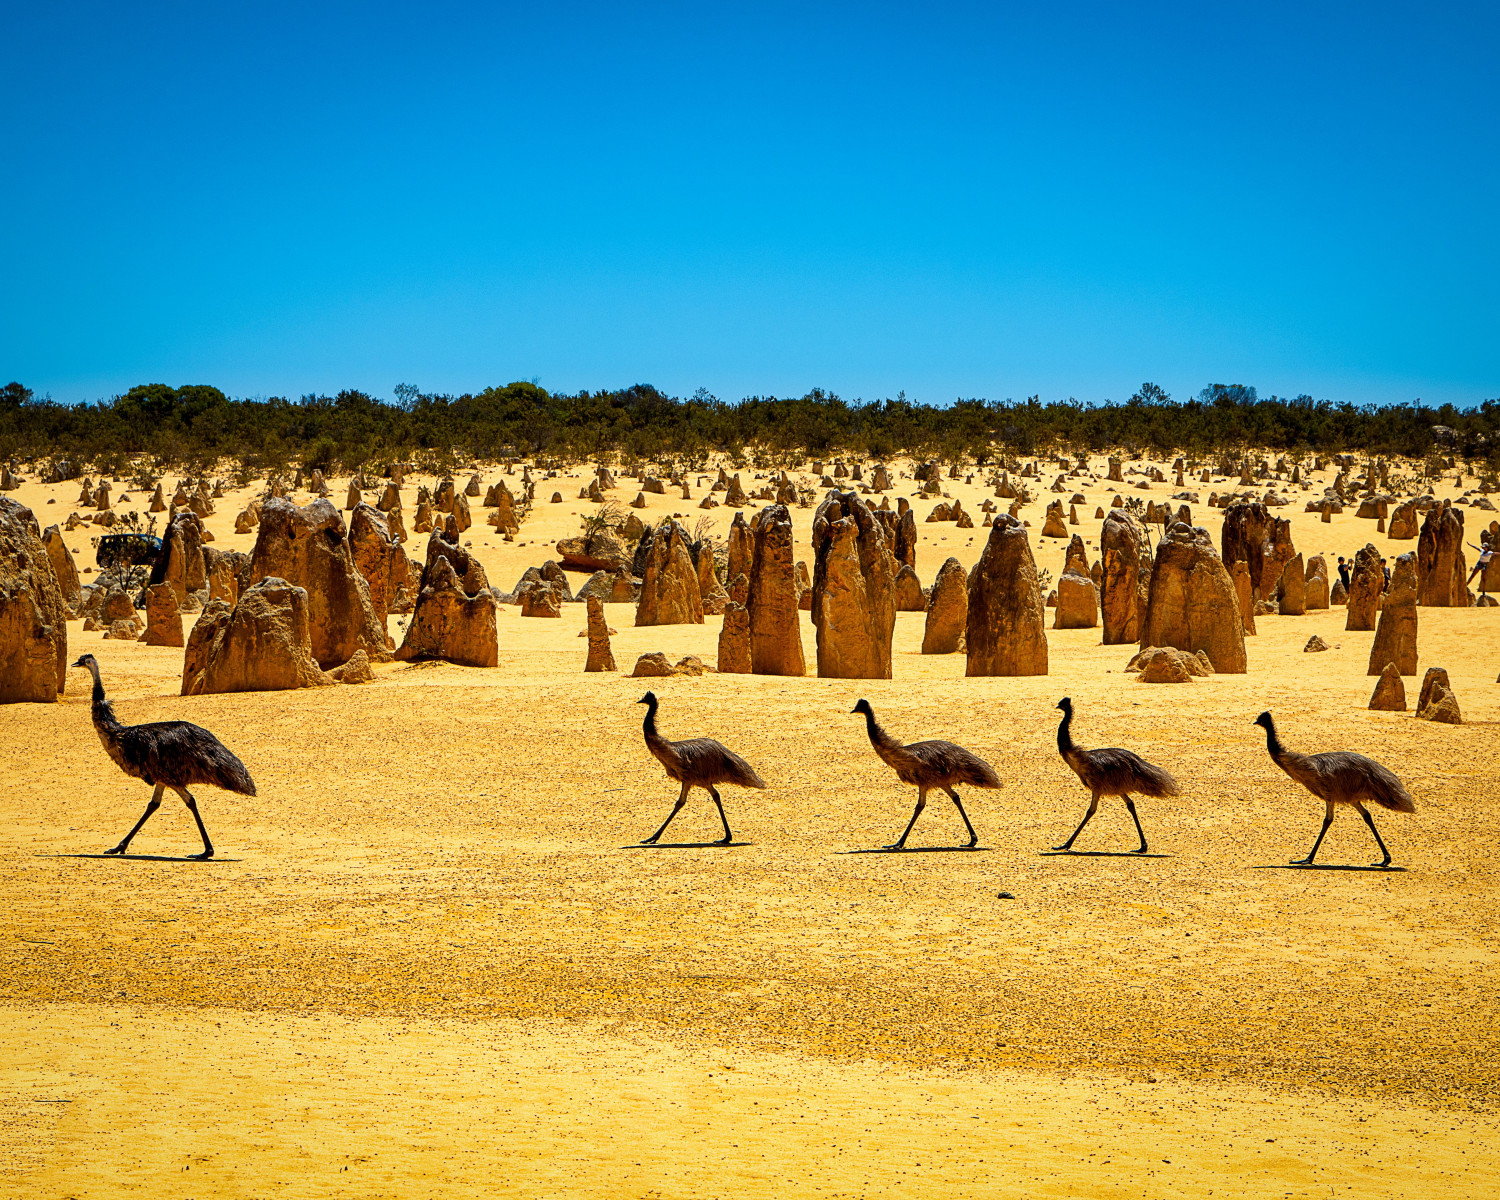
[74,654,255,860]
[1254,711,1415,867]
[637,691,764,845]
[1053,697,1179,854]
[851,698,999,849]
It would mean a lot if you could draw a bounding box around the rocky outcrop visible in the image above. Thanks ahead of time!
[0,498,68,702]
[1368,552,1417,676]
[921,557,967,654]
[1054,563,1099,629]
[182,578,334,695]
[1041,501,1068,538]
[557,528,630,573]
[1387,498,1421,540]
[420,530,490,594]
[249,498,392,668]
[695,540,728,615]
[1415,667,1461,724]
[140,582,184,647]
[1345,544,1384,631]
[1220,502,1274,600]
[717,573,751,673]
[1304,556,1330,610]
[1368,663,1407,711]
[1417,501,1467,607]
[636,521,705,626]
[584,596,615,672]
[41,525,81,616]
[152,511,208,605]
[747,505,805,676]
[965,513,1048,676]
[1139,523,1247,673]
[893,565,925,612]
[395,557,499,667]
[1100,510,1149,645]
[349,504,416,625]
[1276,552,1307,615]
[810,491,895,679]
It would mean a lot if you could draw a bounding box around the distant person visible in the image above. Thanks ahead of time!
[1381,558,1391,589]
[1467,539,1495,590]
[1337,556,1351,590]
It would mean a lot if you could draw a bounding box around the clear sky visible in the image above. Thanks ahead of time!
[4,0,1497,408]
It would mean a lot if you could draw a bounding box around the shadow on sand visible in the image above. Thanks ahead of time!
[39,853,241,863]
[1038,850,1172,859]
[1254,862,1406,873]
[621,841,751,850]
[842,845,991,855]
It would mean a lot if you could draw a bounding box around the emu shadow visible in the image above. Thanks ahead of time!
[1038,849,1173,859]
[621,841,751,850]
[1254,862,1407,873]
[40,853,243,863]
[843,845,991,855]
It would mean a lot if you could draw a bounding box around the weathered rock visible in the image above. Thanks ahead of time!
[249,498,392,668]
[557,527,630,573]
[152,511,208,605]
[140,582,184,647]
[41,525,81,616]
[747,505,805,676]
[695,540,728,616]
[1041,500,1068,538]
[1304,635,1329,652]
[520,584,562,617]
[1128,646,1212,678]
[1417,501,1467,607]
[330,648,374,684]
[395,557,499,667]
[1387,499,1421,540]
[1107,456,1123,482]
[921,557,967,654]
[1415,667,1462,724]
[1330,579,1348,605]
[717,573,751,673]
[349,504,415,625]
[1368,663,1406,710]
[1054,564,1099,629]
[1139,523,1247,672]
[346,481,361,510]
[1220,502,1275,601]
[1276,552,1307,615]
[893,564,925,612]
[584,596,616,672]
[724,474,748,507]
[965,513,1048,676]
[0,499,68,701]
[631,651,678,678]
[1100,510,1149,645]
[1229,560,1257,635]
[182,578,334,695]
[811,492,895,679]
[1345,544,1384,630]
[1304,555,1330,610]
[1137,650,1193,682]
[1368,552,1417,676]
[636,521,704,626]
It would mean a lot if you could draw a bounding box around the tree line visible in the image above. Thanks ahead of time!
[1,380,1495,476]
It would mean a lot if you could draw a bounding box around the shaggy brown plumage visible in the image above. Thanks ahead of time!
[1053,696,1179,854]
[1255,711,1415,867]
[637,691,765,845]
[851,698,1000,849]
[76,654,255,860]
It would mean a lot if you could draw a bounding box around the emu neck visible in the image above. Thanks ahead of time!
[1260,721,1287,763]
[861,709,900,753]
[1057,708,1076,757]
[642,701,662,745]
[86,664,121,732]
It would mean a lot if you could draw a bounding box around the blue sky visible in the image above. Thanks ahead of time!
[3,0,1497,407]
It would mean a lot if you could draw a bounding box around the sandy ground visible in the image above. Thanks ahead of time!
[2,455,1498,1198]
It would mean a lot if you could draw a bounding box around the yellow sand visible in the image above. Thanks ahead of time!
[2,457,1497,1198]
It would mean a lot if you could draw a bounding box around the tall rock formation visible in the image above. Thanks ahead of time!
[1345,544,1384,631]
[965,513,1048,676]
[1139,522,1247,673]
[0,498,68,702]
[1417,501,1467,607]
[182,578,333,695]
[810,491,895,679]
[636,520,705,626]
[1100,510,1149,645]
[1368,552,1418,676]
[747,504,805,676]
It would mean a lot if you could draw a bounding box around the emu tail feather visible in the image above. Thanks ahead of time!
[1132,757,1181,799]
[723,750,767,790]
[1366,761,1415,813]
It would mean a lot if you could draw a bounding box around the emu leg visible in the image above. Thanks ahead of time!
[886,788,927,850]
[177,788,215,860]
[709,786,733,845]
[945,787,979,848]
[1123,796,1149,854]
[1292,801,1335,865]
[1054,791,1100,851]
[106,784,163,855]
[1354,801,1394,868]
[642,782,690,844]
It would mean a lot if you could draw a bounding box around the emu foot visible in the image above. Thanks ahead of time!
[1289,856,1316,866]
[639,836,660,845]
[715,836,733,846]
[190,850,215,861]
[103,844,127,856]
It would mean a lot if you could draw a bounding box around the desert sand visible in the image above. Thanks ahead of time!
[3,455,1498,1198]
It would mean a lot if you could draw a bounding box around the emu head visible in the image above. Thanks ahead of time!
[637,691,657,706]
[850,698,872,716]
[1253,711,1274,729]
[1056,696,1073,713]
[72,654,97,670]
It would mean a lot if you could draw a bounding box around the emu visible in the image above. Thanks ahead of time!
[75,654,255,860]
[637,690,765,845]
[1254,711,1415,867]
[851,698,999,850]
[1053,697,1179,854]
